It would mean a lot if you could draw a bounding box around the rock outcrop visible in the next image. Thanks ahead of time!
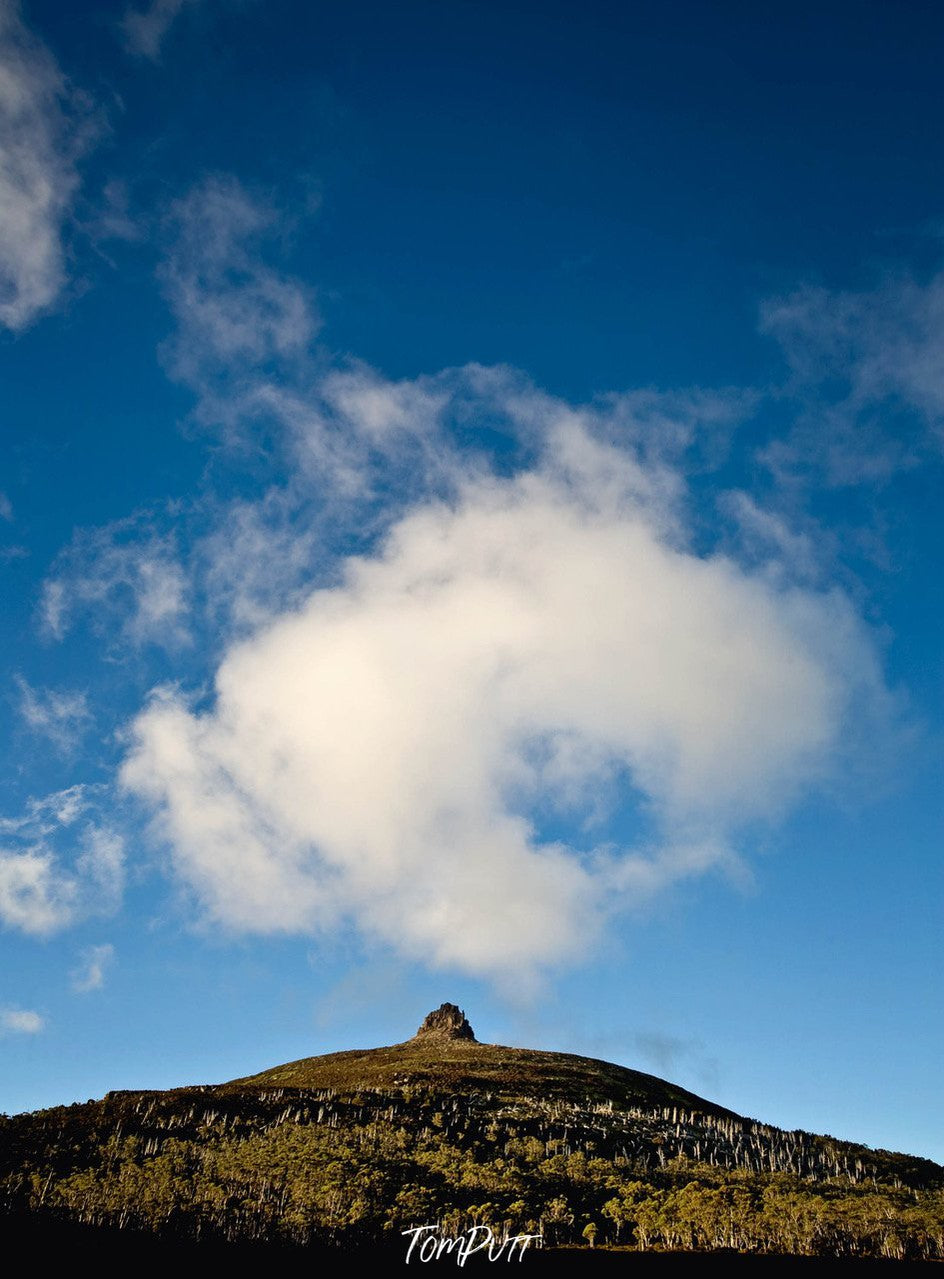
[412,1002,477,1042]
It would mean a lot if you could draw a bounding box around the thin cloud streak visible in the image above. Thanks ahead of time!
[0,0,91,330]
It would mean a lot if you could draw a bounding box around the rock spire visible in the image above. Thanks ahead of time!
[413,1003,477,1042]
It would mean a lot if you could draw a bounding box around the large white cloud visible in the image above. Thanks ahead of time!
[121,412,888,981]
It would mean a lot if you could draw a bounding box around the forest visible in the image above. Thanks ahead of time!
[2,1082,941,1259]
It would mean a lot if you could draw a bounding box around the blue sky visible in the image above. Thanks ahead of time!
[0,0,941,1166]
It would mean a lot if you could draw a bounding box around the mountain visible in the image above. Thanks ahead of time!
[228,1002,737,1117]
[1,1004,942,1262]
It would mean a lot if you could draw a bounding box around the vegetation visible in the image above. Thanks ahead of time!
[1,1028,941,1258]
[231,1037,739,1116]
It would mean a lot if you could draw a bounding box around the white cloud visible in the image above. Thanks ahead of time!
[86,178,141,246]
[160,176,317,391]
[761,272,944,483]
[16,677,91,750]
[321,364,451,446]
[71,942,114,993]
[76,826,125,910]
[718,490,824,584]
[0,1008,44,1034]
[41,515,188,648]
[0,787,124,936]
[122,407,890,982]
[0,0,90,330]
[197,485,326,632]
[0,847,77,934]
[120,0,197,61]
[149,181,756,651]
[0,783,91,837]
[41,169,899,982]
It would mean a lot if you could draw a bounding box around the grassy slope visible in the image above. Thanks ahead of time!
[226,1037,739,1117]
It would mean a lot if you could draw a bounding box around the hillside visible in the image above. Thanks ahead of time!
[1,1005,942,1261]
[229,1003,737,1117]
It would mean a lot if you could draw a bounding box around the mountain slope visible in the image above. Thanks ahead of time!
[2,1004,942,1259]
[229,1021,737,1119]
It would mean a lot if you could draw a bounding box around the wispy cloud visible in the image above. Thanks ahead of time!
[41,514,189,649]
[0,0,93,330]
[0,1008,44,1034]
[0,492,26,562]
[0,847,77,934]
[0,786,124,936]
[717,490,825,584]
[762,271,944,485]
[16,677,91,751]
[71,942,115,993]
[631,1031,719,1095]
[120,0,198,61]
[84,178,142,248]
[142,181,758,643]
[633,1031,704,1076]
[160,175,317,393]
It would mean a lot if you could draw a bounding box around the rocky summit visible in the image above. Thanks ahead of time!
[226,1003,737,1113]
[411,1002,477,1042]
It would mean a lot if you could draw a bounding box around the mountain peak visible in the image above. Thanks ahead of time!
[412,1002,476,1042]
